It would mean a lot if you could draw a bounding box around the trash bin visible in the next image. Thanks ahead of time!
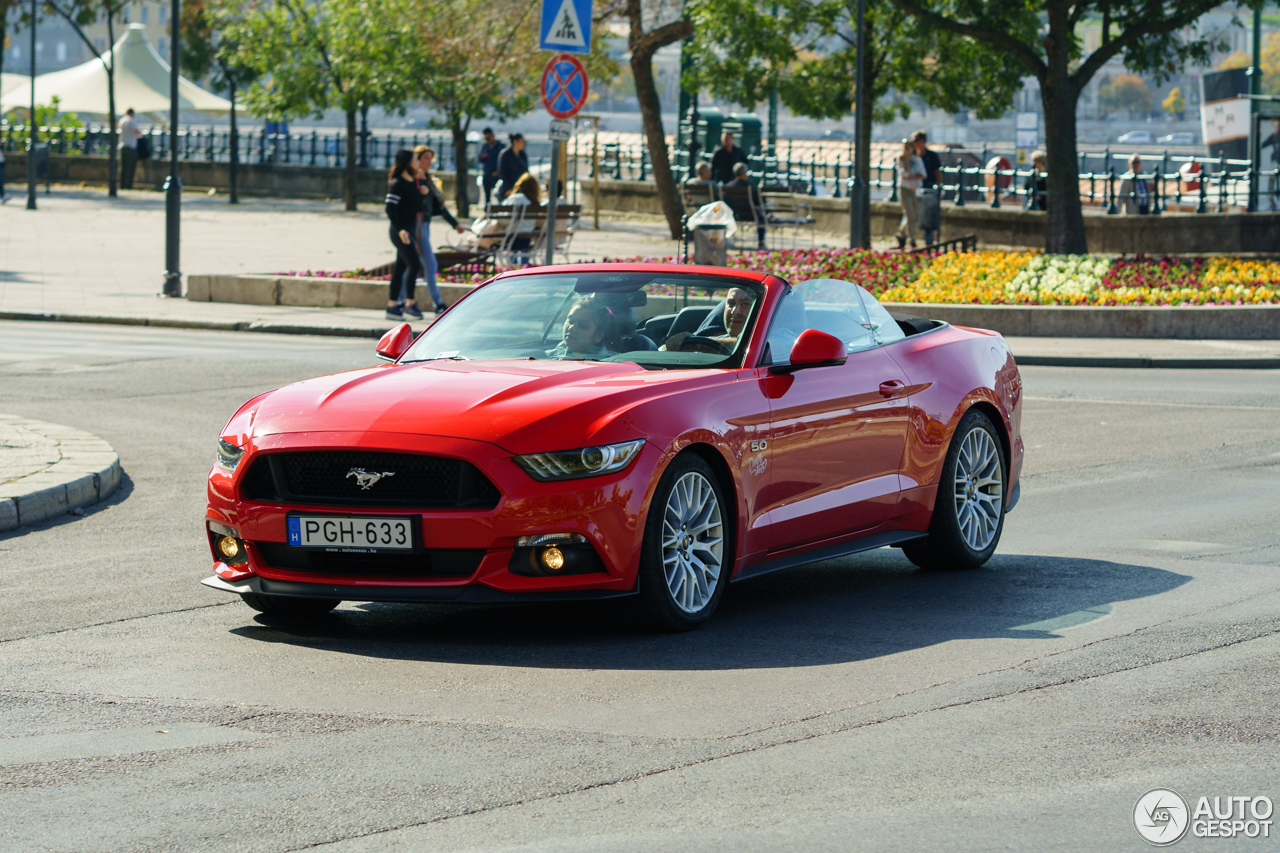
[693,224,728,266]
[29,142,52,193]
[918,186,941,235]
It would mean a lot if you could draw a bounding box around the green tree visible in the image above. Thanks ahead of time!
[35,95,85,128]
[685,0,1025,241]
[1099,72,1152,116]
[43,0,128,195]
[408,0,615,218]
[179,0,257,203]
[222,0,418,211]
[887,0,1264,253]
[1161,85,1185,118]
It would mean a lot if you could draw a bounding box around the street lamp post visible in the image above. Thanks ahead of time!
[847,0,868,248]
[26,0,37,210]
[162,0,182,296]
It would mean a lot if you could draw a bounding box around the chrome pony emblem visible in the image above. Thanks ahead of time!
[346,468,395,490]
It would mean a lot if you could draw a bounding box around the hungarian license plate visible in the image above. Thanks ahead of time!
[287,515,414,550]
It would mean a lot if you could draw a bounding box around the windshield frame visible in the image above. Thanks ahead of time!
[398,267,773,371]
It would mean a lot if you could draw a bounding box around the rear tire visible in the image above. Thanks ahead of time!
[903,408,1006,571]
[634,454,731,631]
[241,594,340,618]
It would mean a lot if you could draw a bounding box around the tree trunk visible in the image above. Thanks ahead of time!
[451,116,470,219]
[1040,29,1086,253]
[107,18,118,197]
[344,106,357,211]
[632,47,683,239]
[228,76,238,204]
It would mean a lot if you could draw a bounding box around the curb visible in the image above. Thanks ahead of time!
[0,310,385,339]
[0,416,123,533]
[1015,355,1280,369]
[2,310,1277,369]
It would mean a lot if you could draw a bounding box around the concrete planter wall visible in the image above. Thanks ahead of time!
[188,274,1279,339]
[884,302,1280,340]
[186,274,477,309]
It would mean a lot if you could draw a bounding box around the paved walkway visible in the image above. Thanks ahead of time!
[2,188,1276,364]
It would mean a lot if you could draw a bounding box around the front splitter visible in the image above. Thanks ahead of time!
[200,574,637,604]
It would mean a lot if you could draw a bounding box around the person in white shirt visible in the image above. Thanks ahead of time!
[895,140,927,248]
[118,108,143,189]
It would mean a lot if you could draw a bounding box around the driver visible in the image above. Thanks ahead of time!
[663,287,755,353]
[546,297,616,361]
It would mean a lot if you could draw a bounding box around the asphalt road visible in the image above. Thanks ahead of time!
[1,320,1277,853]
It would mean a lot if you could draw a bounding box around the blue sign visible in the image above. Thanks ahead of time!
[287,517,301,545]
[540,0,591,53]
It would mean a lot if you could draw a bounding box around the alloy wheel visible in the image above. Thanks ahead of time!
[952,427,1004,552]
[661,471,724,614]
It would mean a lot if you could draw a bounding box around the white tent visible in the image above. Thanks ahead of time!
[32,24,232,116]
[1,72,31,104]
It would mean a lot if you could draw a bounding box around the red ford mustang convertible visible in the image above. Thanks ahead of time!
[203,265,1023,630]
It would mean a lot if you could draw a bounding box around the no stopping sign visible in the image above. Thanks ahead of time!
[542,54,589,120]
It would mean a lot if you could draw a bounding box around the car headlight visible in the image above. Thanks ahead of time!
[215,438,245,473]
[513,440,645,481]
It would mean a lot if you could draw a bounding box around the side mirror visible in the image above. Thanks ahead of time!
[376,323,415,362]
[770,329,848,375]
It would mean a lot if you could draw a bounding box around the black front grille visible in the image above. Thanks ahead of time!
[240,451,501,508]
[256,542,483,577]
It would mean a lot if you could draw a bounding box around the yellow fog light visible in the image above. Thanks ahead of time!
[217,535,242,559]
[541,546,565,571]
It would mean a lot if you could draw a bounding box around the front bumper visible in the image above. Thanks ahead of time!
[205,430,662,597]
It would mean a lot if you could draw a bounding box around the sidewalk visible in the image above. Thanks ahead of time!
[3,190,1277,366]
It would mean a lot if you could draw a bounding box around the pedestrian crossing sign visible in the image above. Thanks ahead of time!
[540,0,592,53]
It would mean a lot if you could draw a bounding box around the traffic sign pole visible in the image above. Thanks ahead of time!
[545,142,560,265]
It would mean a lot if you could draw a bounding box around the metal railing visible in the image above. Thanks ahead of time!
[4,122,1278,213]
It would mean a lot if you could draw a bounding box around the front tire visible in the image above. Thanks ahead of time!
[635,454,730,631]
[903,408,1007,571]
[241,594,340,618]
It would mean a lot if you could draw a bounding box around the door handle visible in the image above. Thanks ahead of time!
[879,380,905,398]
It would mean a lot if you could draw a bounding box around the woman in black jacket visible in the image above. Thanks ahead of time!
[385,149,423,321]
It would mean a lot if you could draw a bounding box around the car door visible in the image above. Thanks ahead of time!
[756,284,911,552]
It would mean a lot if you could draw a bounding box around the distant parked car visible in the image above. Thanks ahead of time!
[1116,131,1154,144]
[823,129,853,140]
[1157,132,1197,145]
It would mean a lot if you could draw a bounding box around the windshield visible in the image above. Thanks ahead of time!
[401,272,765,370]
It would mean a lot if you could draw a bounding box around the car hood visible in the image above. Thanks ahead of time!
[248,359,731,454]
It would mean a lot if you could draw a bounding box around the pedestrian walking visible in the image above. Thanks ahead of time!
[911,130,942,246]
[1023,151,1048,211]
[385,149,424,322]
[412,145,466,315]
[710,132,749,184]
[496,133,529,201]
[118,108,143,189]
[478,127,503,208]
[895,140,926,249]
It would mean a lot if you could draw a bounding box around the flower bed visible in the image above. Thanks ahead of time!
[296,250,1280,306]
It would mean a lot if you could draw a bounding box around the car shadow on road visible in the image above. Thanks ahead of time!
[228,551,1191,670]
